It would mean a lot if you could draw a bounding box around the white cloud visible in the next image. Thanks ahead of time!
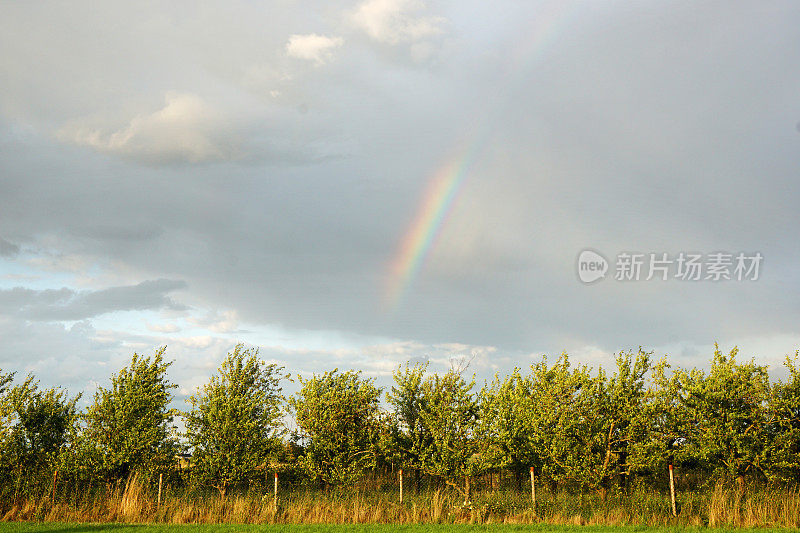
[286,34,344,65]
[28,253,92,274]
[189,310,239,334]
[146,322,181,333]
[259,339,500,378]
[59,93,238,164]
[350,0,444,45]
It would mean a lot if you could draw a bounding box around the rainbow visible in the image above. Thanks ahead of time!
[383,1,579,311]
[383,140,477,310]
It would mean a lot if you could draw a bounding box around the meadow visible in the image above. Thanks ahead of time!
[2,477,800,528]
[2,525,800,533]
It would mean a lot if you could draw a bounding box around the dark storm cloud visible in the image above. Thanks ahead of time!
[0,279,188,321]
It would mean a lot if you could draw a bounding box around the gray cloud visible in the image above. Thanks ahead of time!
[0,279,188,321]
[0,318,113,397]
[0,238,19,257]
[0,1,798,393]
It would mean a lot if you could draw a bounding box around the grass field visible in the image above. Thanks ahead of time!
[4,485,800,528]
[3,526,800,533]
[3,476,799,528]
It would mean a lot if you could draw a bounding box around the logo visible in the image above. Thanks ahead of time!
[575,249,762,283]
[577,249,608,284]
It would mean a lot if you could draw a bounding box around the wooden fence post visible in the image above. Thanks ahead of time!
[399,468,403,504]
[274,472,278,507]
[529,467,536,508]
[158,473,163,507]
[669,463,677,516]
[51,470,58,505]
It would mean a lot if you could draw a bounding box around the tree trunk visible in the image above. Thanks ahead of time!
[618,450,628,493]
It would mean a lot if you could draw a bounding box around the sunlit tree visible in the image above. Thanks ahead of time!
[83,347,178,481]
[290,369,382,487]
[770,352,800,481]
[186,344,286,496]
[386,362,431,491]
[676,345,774,487]
[418,369,483,500]
[0,374,79,496]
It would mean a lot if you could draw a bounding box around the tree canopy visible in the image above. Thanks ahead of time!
[186,344,285,496]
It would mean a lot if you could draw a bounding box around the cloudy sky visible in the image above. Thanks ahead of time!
[1,1,799,402]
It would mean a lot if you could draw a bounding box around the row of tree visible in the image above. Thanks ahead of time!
[0,344,798,500]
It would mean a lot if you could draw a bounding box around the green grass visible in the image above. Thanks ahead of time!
[1,525,799,533]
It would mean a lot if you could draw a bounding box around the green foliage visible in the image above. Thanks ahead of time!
[671,345,775,484]
[481,364,551,486]
[0,374,80,496]
[385,363,431,476]
[186,344,286,496]
[644,356,685,472]
[0,369,12,394]
[3,342,800,501]
[417,369,482,494]
[82,346,178,481]
[0,368,15,441]
[599,349,653,488]
[770,351,800,481]
[519,354,595,490]
[289,369,382,487]
[483,350,652,494]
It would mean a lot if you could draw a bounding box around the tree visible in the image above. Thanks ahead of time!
[0,370,12,395]
[481,367,541,489]
[0,369,15,441]
[599,349,653,492]
[645,356,696,487]
[676,345,773,488]
[290,369,382,487]
[487,351,651,496]
[83,347,178,481]
[386,362,431,492]
[186,344,286,496]
[523,354,596,491]
[418,369,482,501]
[770,352,800,481]
[0,374,79,497]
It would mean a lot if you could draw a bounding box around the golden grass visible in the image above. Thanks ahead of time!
[706,481,800,528]
[3,477,800,527]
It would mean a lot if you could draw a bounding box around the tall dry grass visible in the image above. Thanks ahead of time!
[3,476,800,527]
